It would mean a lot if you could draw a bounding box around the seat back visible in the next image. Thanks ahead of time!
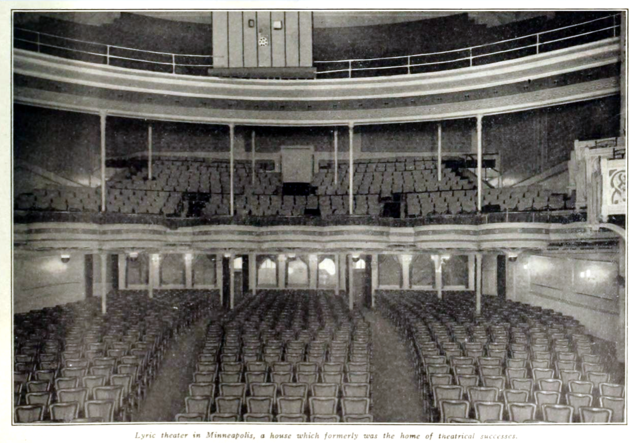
[503,389,529,404]
[277,397,305,414]
[579,407,612,423]
[309,397,338,415]
[542,404,573,423]
[215,397,242,415]
[244,413,272,422]
[281,383,309,399]
[247,397,273,414]
[189,383,215,397]
[599,383,625,398]
[342,383,370,398]
[439,400,469,423]
[600,396,624,422]
[341,398,370,415]
[185,396,212,415]
[15,405,44,423]
[475,402,503,423]
[50,402,79,422]
[85,400,114,422]
[569,380,594,395]
[312,383,339,398]
[534,390,560,406]
[508,403,537,423]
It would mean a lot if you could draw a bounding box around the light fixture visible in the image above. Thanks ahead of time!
[288,253,296,259]
[60,254,71,264]
[508,252,518,261]
[224,252,231,258]
[352,252,360,260]
[441,254,451,261]
[129,251,139,259]
[273,20,283,30]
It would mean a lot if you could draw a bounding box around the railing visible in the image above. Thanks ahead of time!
[13,13,620,79]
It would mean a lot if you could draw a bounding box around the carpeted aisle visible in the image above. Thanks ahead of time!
[132,317,209,422]
[367,310,428,422]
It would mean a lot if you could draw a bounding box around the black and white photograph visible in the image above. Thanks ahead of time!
[3,1,633,438]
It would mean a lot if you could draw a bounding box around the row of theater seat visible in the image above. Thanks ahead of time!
[377,291,624,423]
[13,290,214,423]
[15,157,575,217]
[177,290,373,422]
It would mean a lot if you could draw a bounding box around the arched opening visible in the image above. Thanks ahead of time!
[257,256,277,287]
[410,254,436,287]
[286,257,309,287]
[318,257,337,288]
[378,254,402,287]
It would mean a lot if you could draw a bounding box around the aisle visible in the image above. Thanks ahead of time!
[132,317,209,422]
[367,310,428,423]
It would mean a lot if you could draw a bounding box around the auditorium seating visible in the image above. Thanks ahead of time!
[177,290,373,422]
[377,291,624,423]
[15,157,575,219]
[13,290,214,423]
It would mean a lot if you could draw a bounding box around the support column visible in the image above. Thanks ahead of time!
[229,253,235,310]
[475,253,483,315]
[216,254,223,305]
[348,254,355,310]
[118,254,126,290]
[401,254,412,290]
[334,129,339,185]
[505,255,516,302]
[371,254,378,307]
[348,123,354,215]
[339,254,347,292]
[148,123,153,180]
[468,253,476,290]
[100,253,108,314]
[249,252,257,295]
[435,256,443,300]
[277,254,286,289]
[100,111,107,212]
[229,124,235,216]
[476,116,483,211]
[251,130,256,186]
[149,254,160,299]
[334,254,340,296]
[185,253,193,289]
[437,122,442,182]
[309,254,318,289]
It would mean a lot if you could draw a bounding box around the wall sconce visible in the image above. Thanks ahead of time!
[351,252,361,260]
[206,254,216,262]
[128,251,139,260]
[223,252,231,258]
[288,253,296,259]
[508,252,519,262]
[60,254,71,264]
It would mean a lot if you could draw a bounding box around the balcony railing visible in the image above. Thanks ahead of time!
[14,13,620,79]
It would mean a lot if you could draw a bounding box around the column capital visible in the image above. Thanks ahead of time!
[348,122,355,130]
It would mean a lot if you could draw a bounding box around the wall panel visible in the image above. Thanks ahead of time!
[212,12,229,68]
[285,12,300,67]
[228,12,244,68]
[299,12,313,67]
[257,11,272,68]
[243,11,258,68]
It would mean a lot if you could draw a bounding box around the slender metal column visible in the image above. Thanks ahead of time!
[229,124,235,216]
[475,253,483,315]
[437,122,442,182]
[229,253,235,310]
[100,112,107,212]
[371,254,378,307]
[348,254,354,310]
[348,123,354,215]
[249,252,257,295]
[148,124,153,180]
[477,116,483,211]
[100,253,108,314]
[334,129,339,185]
